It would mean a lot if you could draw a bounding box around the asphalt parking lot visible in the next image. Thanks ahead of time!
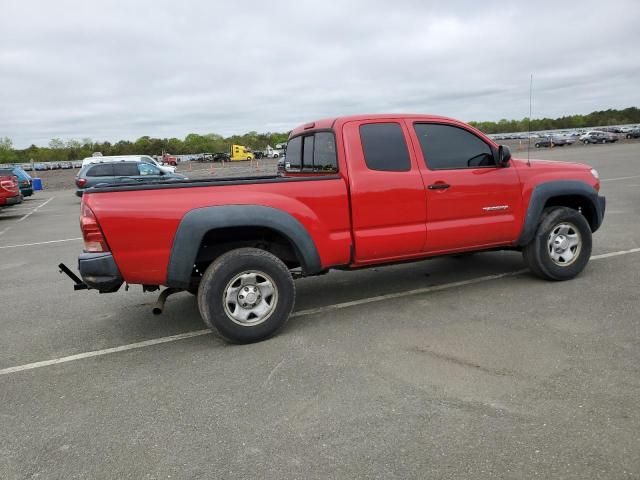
[1,143,640,479]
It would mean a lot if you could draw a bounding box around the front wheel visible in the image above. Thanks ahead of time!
[522,207,592,281]
[197,248,295,343]
[583,140,589,144]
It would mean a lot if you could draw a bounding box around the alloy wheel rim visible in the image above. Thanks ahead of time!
[223,270,278,326]
[547,222,582,266]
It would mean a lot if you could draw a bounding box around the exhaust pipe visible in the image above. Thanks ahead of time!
[152,288,182,315]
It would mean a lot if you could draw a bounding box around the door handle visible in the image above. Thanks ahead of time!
[428,183,450,190]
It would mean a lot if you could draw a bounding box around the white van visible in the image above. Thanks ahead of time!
[80,155,176,173]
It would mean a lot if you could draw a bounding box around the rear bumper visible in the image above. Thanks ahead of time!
[1,194,23,206]
[78,252,123,292]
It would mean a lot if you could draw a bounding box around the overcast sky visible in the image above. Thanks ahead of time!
[1,0,639,148]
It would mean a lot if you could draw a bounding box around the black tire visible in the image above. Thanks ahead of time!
[522,207,592,281]
[534,143,540,148]
[583,140,589,144]
[627,134,632,139]
[197,248,295,343]
[601,139,606,144]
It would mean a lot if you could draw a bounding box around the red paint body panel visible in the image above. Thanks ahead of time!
[0,175,21,205]
[84,179,352,284]
[83,114,600,287]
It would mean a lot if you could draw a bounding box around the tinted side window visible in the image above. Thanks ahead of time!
[360,123,410,171]
[414,124,495,169]
[138,163,160,175]
[302,135,314,172]
[314,132,337,171]
[286,136,302,170]
[114,163,139,176]
[87,164,114,177]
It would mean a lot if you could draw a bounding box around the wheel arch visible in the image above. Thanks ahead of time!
[517,181,605,246]
[166,205,322,289]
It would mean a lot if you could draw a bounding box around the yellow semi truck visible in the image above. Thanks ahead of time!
[230,144,255,161]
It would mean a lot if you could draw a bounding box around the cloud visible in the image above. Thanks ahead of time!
[1,0,639,147]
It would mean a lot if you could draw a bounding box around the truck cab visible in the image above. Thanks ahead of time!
[230,144,255,161]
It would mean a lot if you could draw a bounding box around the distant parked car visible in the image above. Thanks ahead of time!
[7,166,33,197]
[81,155,176,174]
[60,161,73,169]
[72,161,83,168]
[75,161,186,196]
[212,152,231,162]
[21,163,34,171]
[34,163,47,171]
[625,128,640,139]
[580,131,618,144]
[534,135,569,148]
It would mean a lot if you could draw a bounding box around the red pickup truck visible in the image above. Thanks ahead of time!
[68,114,605,343]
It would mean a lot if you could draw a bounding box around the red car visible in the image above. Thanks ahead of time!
[0,171,22,207]
[65,114,605,343]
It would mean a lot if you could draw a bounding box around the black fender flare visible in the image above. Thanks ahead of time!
[517,180,606,246]
[166,205,322,288]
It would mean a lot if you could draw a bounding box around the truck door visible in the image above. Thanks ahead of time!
[344,120,427,263]
[406,121,522,253]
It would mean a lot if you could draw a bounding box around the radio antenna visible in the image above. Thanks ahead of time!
[527,73,533,166]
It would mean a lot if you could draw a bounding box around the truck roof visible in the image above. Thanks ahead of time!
[289,113,465,137]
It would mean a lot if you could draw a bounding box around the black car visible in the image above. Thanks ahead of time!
[212,152,231,162]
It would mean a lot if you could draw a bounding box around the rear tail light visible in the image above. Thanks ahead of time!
[0,177,17,191]
[80,202,109,252]
[76,178,87,188]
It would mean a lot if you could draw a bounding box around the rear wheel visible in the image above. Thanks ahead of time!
[583,139,589,144]
[523,207,592,281]
[534,143,541,148]
[197,248,295,343]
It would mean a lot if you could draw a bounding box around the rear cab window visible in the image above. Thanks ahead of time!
[359,123,411,171]
[285,131,337,173]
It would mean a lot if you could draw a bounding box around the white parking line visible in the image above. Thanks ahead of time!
[0,237,82,249]
[0,330,211,375]
[16,197,54,222]
[601,175,640,182]
[1,247,639,376]
[0,197,55,236]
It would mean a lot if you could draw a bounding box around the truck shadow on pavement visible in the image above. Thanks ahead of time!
[127,251,527,341]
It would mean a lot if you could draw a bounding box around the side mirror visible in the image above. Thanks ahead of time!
[498,145,511,167]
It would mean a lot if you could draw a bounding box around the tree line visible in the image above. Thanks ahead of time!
[0,131,290,164]
[468,107,640,134]
[1,107,639,164]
